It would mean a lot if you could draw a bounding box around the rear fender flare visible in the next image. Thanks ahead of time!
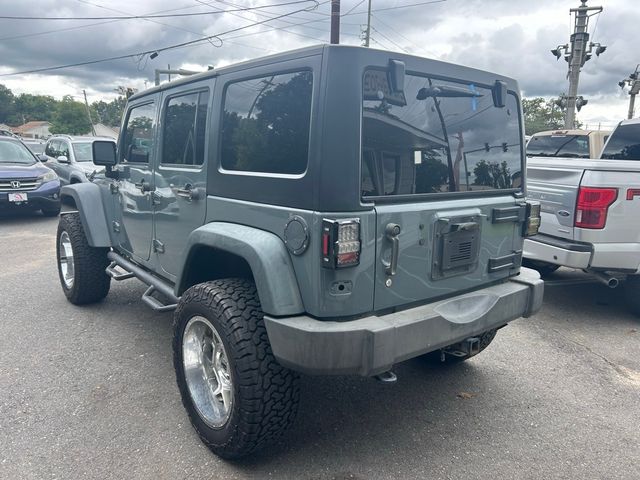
[60,183,112,247]
[177,223,304,316]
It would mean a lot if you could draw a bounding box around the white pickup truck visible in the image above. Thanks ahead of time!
[523,119,640,314]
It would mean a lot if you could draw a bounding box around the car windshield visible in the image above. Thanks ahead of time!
[600,124,640,160]
[72,142,94,162]
[0,140,36,164]
[361,69,523,197]
[526,134,590,158]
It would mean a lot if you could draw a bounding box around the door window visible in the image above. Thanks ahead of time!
[161,91,209,166]
[121,103,156,164]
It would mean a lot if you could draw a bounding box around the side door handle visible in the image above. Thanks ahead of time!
[384,223,401,276]
[176,183,196,201]
[134,179,153,193]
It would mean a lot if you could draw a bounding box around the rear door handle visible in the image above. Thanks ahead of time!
[384,223,401,276]
[176,183,195,201]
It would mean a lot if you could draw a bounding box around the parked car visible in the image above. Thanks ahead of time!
[22,139,46,155]
[0,136,61,216]
[44,135,115,185]
[526,129,610,159]
[524,118,640,313]
[54,45,543,458]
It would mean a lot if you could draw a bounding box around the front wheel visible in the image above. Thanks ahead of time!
[173,279,300,459]
[56,213,111,304]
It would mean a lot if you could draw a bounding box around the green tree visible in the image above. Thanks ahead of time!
[10,93,57,125]
[522,97,565,135]
[91,95,126,127]
[50,96,91,135]
[0,85,16,124]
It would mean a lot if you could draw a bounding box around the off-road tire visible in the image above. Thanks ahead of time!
[624,274,640,316]
[42,207,61,217]
[522,259,560,277]
[56,213,111,304]
[173,279,300,459]
[423,328,498,365]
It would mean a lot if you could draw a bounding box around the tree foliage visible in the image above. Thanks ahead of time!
[49,96,92,135]
[522,97,565,135]
[0,83,126,130]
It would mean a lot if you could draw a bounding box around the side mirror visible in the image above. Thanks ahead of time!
[93,141,117,166]
[492,80,508,108]
[388,59,405,93]
[57,155,69,163]
[37,154,48,162]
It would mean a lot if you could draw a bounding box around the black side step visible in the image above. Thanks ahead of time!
[106,251,179,312]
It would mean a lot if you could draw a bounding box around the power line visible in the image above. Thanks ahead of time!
[0,2,319,77]
[0,0,317,20]
[308,0,446,16]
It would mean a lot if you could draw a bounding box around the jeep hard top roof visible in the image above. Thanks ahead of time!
[532,129,611,137]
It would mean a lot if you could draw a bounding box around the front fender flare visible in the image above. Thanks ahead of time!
[60,183,112,247]
[177,223,304,316]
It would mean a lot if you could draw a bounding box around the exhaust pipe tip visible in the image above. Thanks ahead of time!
[592,271,619,289]
[608,277,619,289]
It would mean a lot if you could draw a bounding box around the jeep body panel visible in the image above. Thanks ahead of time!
[60,183,113,247]
[178,222,304,316]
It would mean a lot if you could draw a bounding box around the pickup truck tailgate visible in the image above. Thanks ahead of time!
[526,157,583,240]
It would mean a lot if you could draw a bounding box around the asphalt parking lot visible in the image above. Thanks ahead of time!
[1,212,639,480]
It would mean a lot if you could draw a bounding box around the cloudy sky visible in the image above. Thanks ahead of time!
[0,0,637,128]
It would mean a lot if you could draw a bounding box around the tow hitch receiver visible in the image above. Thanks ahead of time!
[441,337,480,361]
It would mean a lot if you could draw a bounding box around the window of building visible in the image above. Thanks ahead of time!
[221,71,313,175]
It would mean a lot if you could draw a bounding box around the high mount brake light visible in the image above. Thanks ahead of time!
[575,186,617,229]
[321,219,361,269]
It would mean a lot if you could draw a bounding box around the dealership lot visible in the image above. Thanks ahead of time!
[1,213,639,480]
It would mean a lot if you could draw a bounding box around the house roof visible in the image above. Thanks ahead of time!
[13,121,51,133]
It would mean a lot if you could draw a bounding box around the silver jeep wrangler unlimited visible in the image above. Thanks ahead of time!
[55,45,543,459]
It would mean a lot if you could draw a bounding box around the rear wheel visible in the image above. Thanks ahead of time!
[173,279,300,459]
[624,275,640,316]
[56,213,111,304]
[522,259,560,277]
[423,328,498,365]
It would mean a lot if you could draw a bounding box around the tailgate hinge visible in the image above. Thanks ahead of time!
[152,239,165,254]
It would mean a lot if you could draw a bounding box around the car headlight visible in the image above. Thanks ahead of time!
[38,171,58,183]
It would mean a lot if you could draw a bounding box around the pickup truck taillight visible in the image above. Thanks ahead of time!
[575,187,618,229]
[321,219,361,268]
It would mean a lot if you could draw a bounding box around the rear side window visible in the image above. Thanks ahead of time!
[122,102,156,164]
[161,91,209,166]
[221,71,313,175]
[600,124,640,160]
[526,135,590,158]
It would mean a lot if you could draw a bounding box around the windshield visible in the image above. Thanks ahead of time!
[361,69,522,197]
[526,134,590,158]
[600,124,640,160]
[72,142,94,162]
[0,140,36,165]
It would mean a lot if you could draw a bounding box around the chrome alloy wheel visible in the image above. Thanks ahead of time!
[183,316,233,428]
[58,230,75,289]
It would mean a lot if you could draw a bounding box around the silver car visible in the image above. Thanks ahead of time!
[44,135,116,185]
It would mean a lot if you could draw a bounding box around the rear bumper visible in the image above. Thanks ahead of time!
[264,267,543,376]
[524,234,640,273]
[523,234,592,269]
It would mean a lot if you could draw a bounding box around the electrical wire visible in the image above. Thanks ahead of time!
[0,0,317,20]
[0,2,319,77]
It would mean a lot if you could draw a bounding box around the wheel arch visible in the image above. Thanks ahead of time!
[59,183,113,247]
[176,223,305,317]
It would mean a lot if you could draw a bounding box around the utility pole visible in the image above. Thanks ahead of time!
[550,0,605,129]
[618,65,640,119]
[330,0,340,44]
[82,89,97,136]
[364,0,372,47]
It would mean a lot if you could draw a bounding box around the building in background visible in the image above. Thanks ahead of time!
[13,121,51,139]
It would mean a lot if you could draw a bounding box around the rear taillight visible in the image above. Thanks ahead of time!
[524,200,541,237]
[321,219,361,268]
[575,187,617,229]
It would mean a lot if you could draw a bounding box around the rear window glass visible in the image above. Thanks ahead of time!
[600,124,640,160]
[526,135,590,158]
[361,69,522,197]
[221,71,313,175]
